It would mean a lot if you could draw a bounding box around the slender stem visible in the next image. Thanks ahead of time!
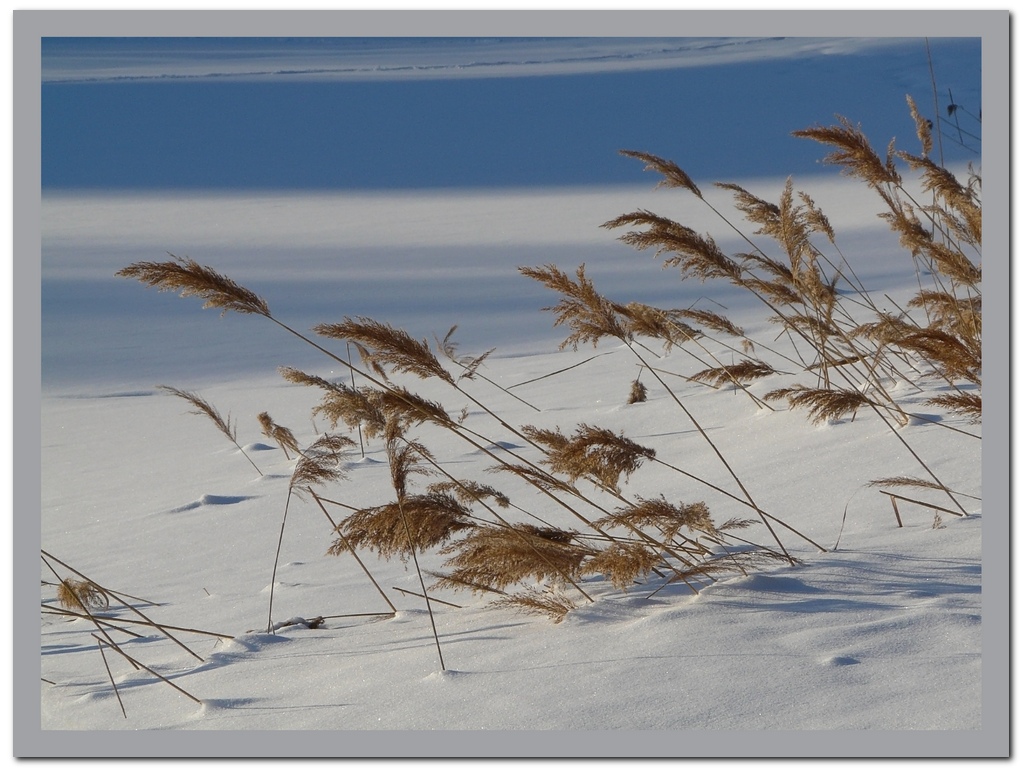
[393,492,446,671]
[309,490,398,613]
[623,346,796,564]
[267,490,294,633]
[347,343,366,457]
[393,586,464,609]
[95,637,202,706]
[231,437,264,477]
[94,636,128,718]
[45,606,231,639]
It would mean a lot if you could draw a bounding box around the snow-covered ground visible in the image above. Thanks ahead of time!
[28,31,1005,759]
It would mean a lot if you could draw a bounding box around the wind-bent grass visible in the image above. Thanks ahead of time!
[158,385,263,477]
[111,96,979,638]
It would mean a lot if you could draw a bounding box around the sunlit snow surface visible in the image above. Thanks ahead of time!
[39,36,983,738]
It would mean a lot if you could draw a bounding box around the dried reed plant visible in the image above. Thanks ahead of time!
[112,91,980,648]
[333,492,476,561]
[159,385,262,476]
[599,97,979,520]
[521,424,655,494]
[438,524,592,594]
[257,412,301,460]
[520,262,799,564]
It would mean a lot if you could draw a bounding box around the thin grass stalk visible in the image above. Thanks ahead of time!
[45,606,232,639]
[926,38,946,166]
[309,490,398,613]
[43,607,146,638]
[393,586,464,609]
[507,351,617,389]
[438,328,541,412]
[347,343,366,457]
[267,490,294,633]
[623,345,796,563]
[394,493,446,671]
[94,636,127,718]
[95,636,202,706]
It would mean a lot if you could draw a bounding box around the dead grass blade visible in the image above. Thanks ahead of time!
[94,636,127,718]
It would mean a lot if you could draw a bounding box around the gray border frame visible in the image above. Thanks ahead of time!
[17,9,1010,759]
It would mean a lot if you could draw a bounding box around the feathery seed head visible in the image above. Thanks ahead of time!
[117,256,270,317]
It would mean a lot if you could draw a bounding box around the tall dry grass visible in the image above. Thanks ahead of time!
[112,96,980,645]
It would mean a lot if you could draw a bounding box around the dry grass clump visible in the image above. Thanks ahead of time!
[57,578,108,611]
[333,493,477,560]
[437,524,591,594]
[627,378,648,404]
[112,92,979,651]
